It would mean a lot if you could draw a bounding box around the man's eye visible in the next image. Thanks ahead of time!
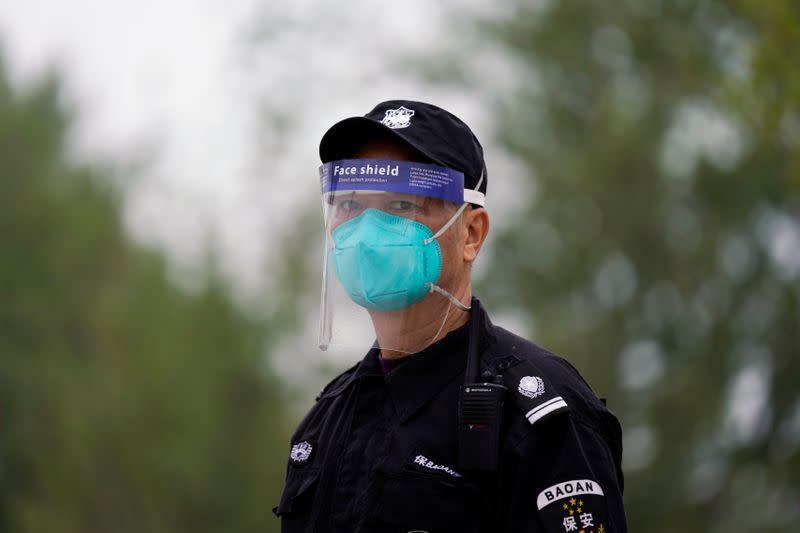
[388,200,420,211]
[337,199,362,212]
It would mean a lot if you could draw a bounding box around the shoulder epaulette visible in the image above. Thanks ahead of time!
[497,356,570,426]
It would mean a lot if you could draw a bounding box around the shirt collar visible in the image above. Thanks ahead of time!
[319,299,495,422]
[378,352,408,375]
[383,318,473,422]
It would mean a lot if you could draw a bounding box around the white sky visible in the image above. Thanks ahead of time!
[0,0,527,296]
[0,0,532,380]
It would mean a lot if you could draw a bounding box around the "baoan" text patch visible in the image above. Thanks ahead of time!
[536,479,604,510]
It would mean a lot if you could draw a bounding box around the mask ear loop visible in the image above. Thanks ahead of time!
[422,202,469,245]
[422,170,485,246]
[427,298,452,348]
[421,171,486,312]
[425,282,471,311]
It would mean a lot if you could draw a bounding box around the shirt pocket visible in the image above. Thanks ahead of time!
[272,467,320,529]
[366,469,489,533]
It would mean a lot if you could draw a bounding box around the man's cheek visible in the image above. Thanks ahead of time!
[437,243,462,283]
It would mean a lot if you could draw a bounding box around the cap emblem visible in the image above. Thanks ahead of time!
[518,375,545,399]
[381,106,415,129]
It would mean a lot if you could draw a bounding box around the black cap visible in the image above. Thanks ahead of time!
[319,100,488,198]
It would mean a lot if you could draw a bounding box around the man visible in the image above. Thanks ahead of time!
[274,100,627,532]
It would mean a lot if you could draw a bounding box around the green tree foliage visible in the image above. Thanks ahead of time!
[0,58,288,533]
[476,1,799,531]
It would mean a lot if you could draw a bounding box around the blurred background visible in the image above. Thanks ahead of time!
[1,0,798,531]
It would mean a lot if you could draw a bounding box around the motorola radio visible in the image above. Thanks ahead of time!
[457,298,506,472]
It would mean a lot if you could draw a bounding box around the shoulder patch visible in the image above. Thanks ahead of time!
[518,375,545,399]
[499,357,569,425]
[289,440,315,465]
[536,478,610,532]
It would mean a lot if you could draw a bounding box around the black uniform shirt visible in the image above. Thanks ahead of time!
[275,299,627,532]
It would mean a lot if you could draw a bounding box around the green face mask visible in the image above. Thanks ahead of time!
[331,208,444,312]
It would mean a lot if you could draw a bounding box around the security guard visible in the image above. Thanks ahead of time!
[274,100,627,532]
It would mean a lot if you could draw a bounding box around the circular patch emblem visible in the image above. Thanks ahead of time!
[290,441,314,465]
[518,375,545,399]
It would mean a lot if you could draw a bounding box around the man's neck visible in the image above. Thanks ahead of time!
[373,284,472,360]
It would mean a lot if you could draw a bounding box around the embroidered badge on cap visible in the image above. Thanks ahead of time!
[518,375,545,399]
[289,440,314,465]
[537,479,608,533]
[381,106,415,129]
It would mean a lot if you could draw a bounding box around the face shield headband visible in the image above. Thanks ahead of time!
[319,159,485,208]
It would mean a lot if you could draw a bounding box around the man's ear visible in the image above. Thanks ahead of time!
[462,207,489,263]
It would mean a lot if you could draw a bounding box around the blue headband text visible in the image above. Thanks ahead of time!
[320,159,465,204]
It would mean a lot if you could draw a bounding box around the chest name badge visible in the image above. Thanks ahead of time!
[412,454,463,478]
[289,440,314,465]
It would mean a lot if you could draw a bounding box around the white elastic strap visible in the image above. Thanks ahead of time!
[418,169,484,312]
[425,282,471,311]
[427,297,452,348]
[463,189,485,206]
[423,201,469,245]
[463,169,486,207]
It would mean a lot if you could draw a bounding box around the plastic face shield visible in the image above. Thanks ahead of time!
[319,159,485,354]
